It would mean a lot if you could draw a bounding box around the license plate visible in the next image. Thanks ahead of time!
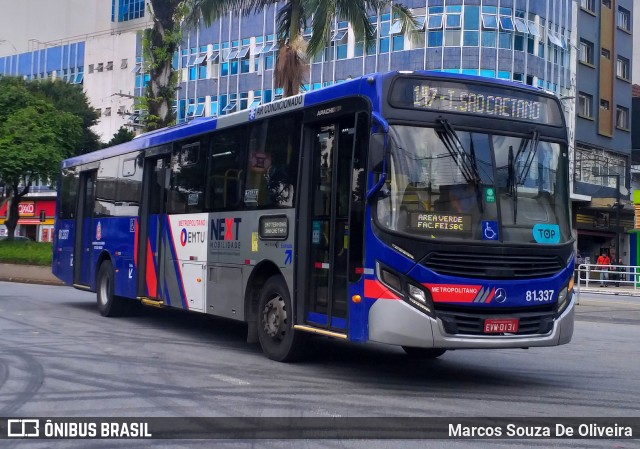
[484,318,519,334]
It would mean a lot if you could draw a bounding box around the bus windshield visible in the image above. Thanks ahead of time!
[375,125,571,244]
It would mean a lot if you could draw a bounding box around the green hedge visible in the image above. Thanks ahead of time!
[0,241,53,266]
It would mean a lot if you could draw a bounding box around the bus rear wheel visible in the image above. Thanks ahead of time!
[96,260,126,317]
[257,275,306,362]
[402,347,447,359]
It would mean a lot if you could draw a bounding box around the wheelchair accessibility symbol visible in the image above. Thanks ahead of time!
[482,221,498,241]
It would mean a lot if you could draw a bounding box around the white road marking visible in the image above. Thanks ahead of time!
[210,374,251,386]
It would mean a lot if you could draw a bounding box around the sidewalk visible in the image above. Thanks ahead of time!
[0,263,64,285]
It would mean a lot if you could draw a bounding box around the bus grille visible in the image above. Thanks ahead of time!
[423,252,564,279]
[435,306,556,336]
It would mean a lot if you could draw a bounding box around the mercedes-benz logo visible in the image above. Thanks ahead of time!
[495,288,507,303]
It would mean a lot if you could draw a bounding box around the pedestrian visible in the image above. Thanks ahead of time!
[596,252,610,287]
[575,251,584,284]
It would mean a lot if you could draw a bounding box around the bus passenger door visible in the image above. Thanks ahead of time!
[74,170,97,287]
[137,155,170,300]
[304,118,355,332]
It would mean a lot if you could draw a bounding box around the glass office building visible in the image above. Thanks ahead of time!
[129,0,574,122]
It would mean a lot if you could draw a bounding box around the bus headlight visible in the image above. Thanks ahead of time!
[557,286,570,314]
[408,284,435,317]
[376,262,435,317]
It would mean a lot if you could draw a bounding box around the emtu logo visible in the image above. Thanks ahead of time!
[180,228,206,246]
[180,228,188,247]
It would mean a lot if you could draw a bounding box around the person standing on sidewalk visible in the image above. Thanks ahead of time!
[596,252,611,287]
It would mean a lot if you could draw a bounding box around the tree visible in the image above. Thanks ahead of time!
[143,0,185,131]
[0,82,83,240]
[103,127,136,148]
[26,79,101,154]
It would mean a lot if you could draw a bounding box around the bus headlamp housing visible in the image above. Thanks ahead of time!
[407,284,435,316]
[376,262,435,318]
[556,283,572,315]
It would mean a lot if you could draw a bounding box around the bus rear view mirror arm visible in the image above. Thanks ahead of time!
[367,112,390,200]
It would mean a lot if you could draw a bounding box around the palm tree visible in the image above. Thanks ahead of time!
[143,0,416,130]
[188,0,417,96]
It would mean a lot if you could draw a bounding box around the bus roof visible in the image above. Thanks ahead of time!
[62,70,553,169]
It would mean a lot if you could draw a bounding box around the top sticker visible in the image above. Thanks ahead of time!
[533,224,560,244]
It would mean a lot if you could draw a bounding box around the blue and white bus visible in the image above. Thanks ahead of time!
[53,71,574,361]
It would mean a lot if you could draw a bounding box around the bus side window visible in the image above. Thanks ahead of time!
[244,113,301,209]
[168,142,206,214]
[94,156,119,217]
[206,126,248,211]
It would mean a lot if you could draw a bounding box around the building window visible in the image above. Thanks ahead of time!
[600,99,610,110]
[580,0,595,13]
[97,63,104,72]
[601,48,610,59]
[616,56,629,80]
[120,58,128,69]
[428,30,443,47]
[427,14,444,30]
[446,12,462,29]
[445,30,461,46]
[602,0,611,9]
[118,0,145,22]
[578,92,593,118]
[239,46,250,74]
[210,96,218,117]
[88,64,94,74]
[106,61,114,71]
[575,148,626,188]
[104,107,112,117]
[579,39,594,65]
[379,14,391,54]
[617,6,631,31]
[616,106,629,130]
[333,27,349,57]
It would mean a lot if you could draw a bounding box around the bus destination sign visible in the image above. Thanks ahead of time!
[259,215,289,240]
[409,212,471,235]
[390,78,562,125]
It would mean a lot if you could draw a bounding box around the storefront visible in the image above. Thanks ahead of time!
[0,198,56,242]
[574,206,634,264]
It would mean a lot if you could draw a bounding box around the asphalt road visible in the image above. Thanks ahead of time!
[0,281,639,449]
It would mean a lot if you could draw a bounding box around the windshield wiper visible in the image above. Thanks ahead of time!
[436,119,483,212]
[516,130,540,185]
[436,119,482,184]
[507,130,540,224]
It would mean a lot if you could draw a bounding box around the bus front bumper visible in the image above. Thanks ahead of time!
[368,294,575,349]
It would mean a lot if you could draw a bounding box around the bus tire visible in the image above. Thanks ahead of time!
[402,347,447,359]
[257,275,306,362]
[96,260,126,317]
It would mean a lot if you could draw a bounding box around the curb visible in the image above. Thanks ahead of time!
[0,263,65,286]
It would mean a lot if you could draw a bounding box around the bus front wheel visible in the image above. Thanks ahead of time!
[402,347,447,359]
[257,275,306,362]
[96,260,126,317]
